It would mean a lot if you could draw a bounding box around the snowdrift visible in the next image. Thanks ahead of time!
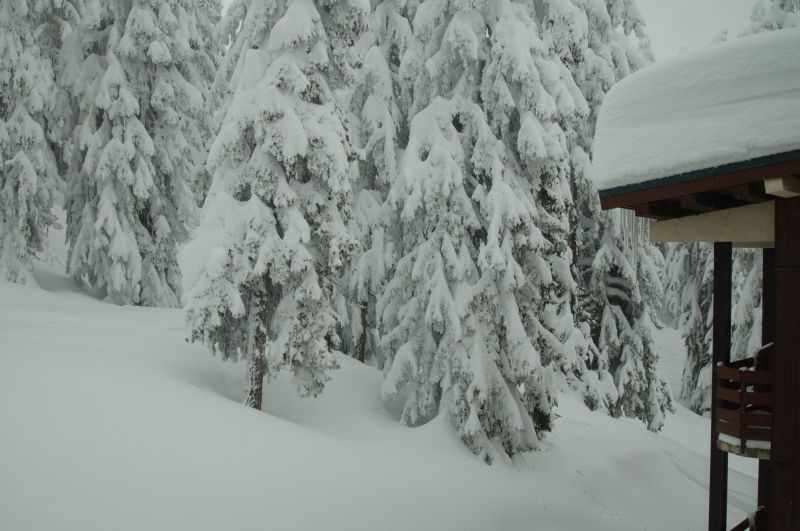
[0,270,756,530]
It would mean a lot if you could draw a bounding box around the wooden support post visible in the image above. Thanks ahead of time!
[709,242,732,531]
[769,196,800,530]
[758,248,774,528]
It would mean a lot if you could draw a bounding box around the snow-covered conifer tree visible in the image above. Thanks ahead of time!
[185,0,224,204]
[745,0,799,33]
[731,249,762,361]
[211,0,254,104]
[663,242,714,414]
[0,0,60,284]
[341,0,412,365]
[65,0,217,307]
[543,0,673,429]
[183,0,368,409]
[379,0,588,461]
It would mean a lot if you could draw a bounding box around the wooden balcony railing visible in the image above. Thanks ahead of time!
[714,344,774,460]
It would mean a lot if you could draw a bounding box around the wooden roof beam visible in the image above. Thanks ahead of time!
[634,200,693,220]
[765,176,800,198]
[679,192,749,213]
[720,183,768,204]
[650,201,775,247]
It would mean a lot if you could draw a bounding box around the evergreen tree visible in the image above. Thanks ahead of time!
[340,0,412,366]
[186,0,224,204]
[378,0,586,461]
[64,0,218,307]
[212,0,255,104]
[663,242,713,414]
[39,1,80,183]
[745,0,800,33]
[731,249,762,361]
[183,0,368,409]
[544,0,673,429]
[0,0,61,284]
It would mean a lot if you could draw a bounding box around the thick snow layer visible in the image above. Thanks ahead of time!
[591,28,800,193]
[0,267,758,530]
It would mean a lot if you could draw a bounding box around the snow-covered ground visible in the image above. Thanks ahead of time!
[0,259,758,530]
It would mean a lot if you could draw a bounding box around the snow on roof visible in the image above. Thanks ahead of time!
[591,28,800,195]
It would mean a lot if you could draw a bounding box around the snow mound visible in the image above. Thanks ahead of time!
[0,276,757,530]
[591,28,800,193]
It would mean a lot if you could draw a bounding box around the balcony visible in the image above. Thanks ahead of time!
[714,344,774,460]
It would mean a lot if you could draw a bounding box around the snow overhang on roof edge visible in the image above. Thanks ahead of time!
[590,28,800,196]
[598,149,800,200]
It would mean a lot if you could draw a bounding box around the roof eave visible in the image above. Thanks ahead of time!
[598,149,800,211]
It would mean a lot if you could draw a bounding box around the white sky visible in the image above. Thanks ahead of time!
[636,0,758,59]
[220,0,759,62]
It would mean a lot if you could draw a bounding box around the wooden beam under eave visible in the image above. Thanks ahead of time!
[764,176,800,198]
[650,201,775,247]
[599,157,800,210]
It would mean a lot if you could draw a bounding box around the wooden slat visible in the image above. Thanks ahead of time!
[742,426,773,442]
[745,392,774,407]
[718,387,743,404]
[716,387,773,406]
[717,420,743,439]
[716,422,772,444]
[716,365,744,382]
[715,409,773,431]
[716,365,740,381]
[742,393,774,406]
[716,364,772,384]
[729,358,755,370]
[715,408,773,429]
[739,371,773,385]
[716,407,740,425]
[742,412,773,428]
[716,367,773,385]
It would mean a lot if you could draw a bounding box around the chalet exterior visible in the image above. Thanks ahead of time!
[590,28,800,531]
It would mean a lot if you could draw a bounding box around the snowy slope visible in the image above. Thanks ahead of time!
[0,267,758,530]
[591,27,800,192]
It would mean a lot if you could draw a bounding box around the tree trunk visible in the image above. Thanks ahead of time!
[356,301,368,364]
[245,351,266,410]
[245,281,272,410]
